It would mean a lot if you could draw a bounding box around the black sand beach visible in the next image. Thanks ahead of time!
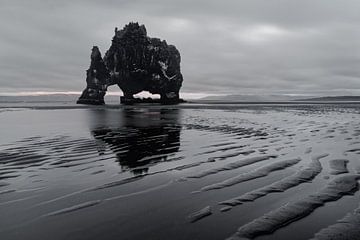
[1,103,360,240]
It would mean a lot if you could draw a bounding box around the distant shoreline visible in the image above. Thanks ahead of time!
[1,101,360,112]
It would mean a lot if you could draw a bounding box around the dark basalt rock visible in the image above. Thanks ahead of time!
[77,22,184,105]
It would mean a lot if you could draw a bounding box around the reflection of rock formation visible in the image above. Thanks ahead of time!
[77,22,183,105]
[90,109,181,175]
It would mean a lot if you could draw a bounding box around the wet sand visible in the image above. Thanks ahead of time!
[1,103,360,240]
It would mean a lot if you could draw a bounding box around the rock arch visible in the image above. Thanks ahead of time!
[77,22,183,105]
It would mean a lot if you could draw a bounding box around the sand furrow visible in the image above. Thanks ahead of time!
[198,145,247,155]
[219,154,328,208]
[226,174,360,240]
[86,175,144,191]
[202,141,237,149]
[0,189,16,195]
[104,181,173,201]
[207,150,256,161]
[188,206,212,223]
[43,200,102,217]
[197,158,301,192]
[311,205,360,240]
[186,155,278,179]
[329,159,349,175]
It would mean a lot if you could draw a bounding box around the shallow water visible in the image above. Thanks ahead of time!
[1,103,360,240]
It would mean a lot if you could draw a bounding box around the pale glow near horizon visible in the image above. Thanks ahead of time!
[0,91,225,99]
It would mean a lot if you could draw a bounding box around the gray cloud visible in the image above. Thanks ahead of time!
[0,0,360,96]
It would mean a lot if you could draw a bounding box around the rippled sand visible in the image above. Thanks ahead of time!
[1,103,360,240]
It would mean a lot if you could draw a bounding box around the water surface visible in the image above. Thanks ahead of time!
[1,103,360,240]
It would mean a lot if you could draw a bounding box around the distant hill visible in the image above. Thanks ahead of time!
[199,94,310,102]
[199,94,360,102]
[0,94,121,103]
[0,94,79,103]
[295,96,360,102]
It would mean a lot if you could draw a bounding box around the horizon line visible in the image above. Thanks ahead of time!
[1,91,359,99]
[0,91,225,99]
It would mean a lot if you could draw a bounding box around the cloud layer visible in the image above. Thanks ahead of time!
[1,0,360,96]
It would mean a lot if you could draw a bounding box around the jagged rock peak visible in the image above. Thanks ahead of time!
[114,22,148,43]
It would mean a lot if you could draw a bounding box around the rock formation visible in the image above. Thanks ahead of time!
[77,22,184,105]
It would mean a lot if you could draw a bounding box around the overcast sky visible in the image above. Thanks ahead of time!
[1,0,360,97]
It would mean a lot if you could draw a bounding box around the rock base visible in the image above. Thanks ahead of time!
[120,96,185,105]
[76,99,105,105]
[77,87,106,105]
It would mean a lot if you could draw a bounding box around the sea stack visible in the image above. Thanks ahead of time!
[77,22,184,105]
